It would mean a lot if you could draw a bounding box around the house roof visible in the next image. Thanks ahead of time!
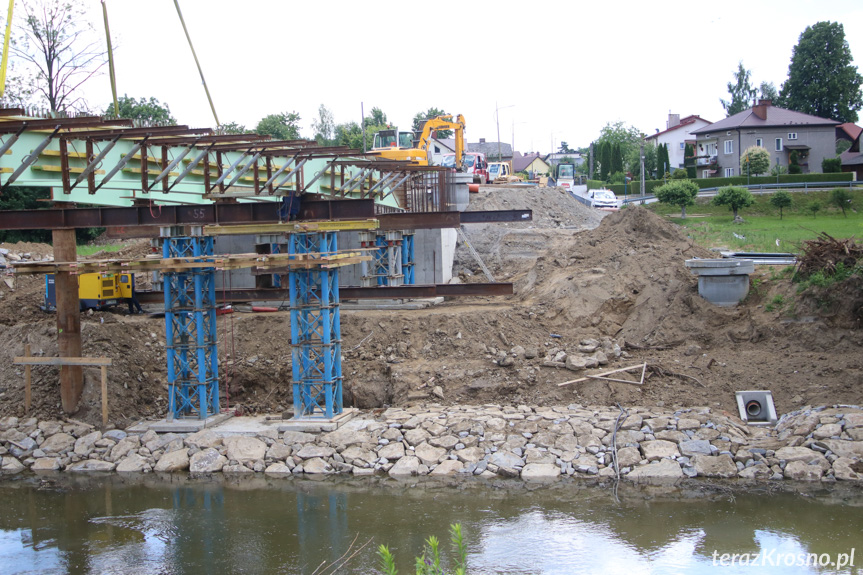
[691,105,839,135]
[468,141,512,158]
[512,153,548,172]
[430,137,456,152]
[840,149,863,166]
[837,123,862,141]
[645,115,712,140]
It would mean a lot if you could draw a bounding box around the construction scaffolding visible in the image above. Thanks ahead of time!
[162,229,219,421]
[289,231,343,419]
[359,230,415,287]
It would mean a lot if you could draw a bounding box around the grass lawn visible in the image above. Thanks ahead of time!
[77,243,127,258]
[648,189,862,253]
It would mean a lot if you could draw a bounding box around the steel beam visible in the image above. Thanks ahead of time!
[136,283,513,303]
[460,209,532,223]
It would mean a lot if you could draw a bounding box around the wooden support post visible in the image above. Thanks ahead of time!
[24,344,31,414]
[53,228,83,413]
[101,365,108,428]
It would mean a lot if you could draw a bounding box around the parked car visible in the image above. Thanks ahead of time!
[440,152,489,184]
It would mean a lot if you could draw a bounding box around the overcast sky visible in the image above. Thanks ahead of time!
[75,0,863,154]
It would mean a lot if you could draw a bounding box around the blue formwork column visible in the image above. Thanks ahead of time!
[401,231,415,285]
[374,234,388,286]
[163,235,219,420]
[289,231,343,419]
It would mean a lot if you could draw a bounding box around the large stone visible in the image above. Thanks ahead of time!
[414,443,447,466]
[679,439,712,457]
[39,433,75,454]
[676,418,700,431]
[109,437,141,462]
[31,457,61,471]
[9,437,37,458]
[154,448,190,472]
[842,413,863,429]
[67,459,116,472]
[818,440,863,459]
[265,463,292,475]
[455,446,485,464]
[321,427,372,450]
[615,446,643,468]
[430,435,460,450]
[1,456,26,474]
[691,454,737,478]
[388,456,420,476]
[302,457,331,474]
[565,355,588,371]
[737,463,772,479]
[190,448,227,473]
[520,463,561,480]
[266,442,293,461]
[813,424,842,439]
[784,460,823,481]
[378,442,405,460]
[102,429,127,443]
[184,429,223,449]
[832,457,863,481]
[281,431,317,444]
[225,437,268,463]
[116,453,150,473]
[430,459,464,476]
[489,450,525,470]
[655,430,688,444]
[404,428,431,446]
[626,459,682,481]
[640,440,680,461]
[341,446,376,466]
[73,431,102,456]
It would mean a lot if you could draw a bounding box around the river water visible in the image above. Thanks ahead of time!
[0,474,861,575]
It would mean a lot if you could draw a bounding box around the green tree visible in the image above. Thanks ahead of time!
[366,107,388,127]
[558,141,575,154]
[217,121,247,134]
[740,145,770,176]
[830,188,852,217]
[599,141,611,181]
[611,142,623,175]
[759,81,779,102]
[720,62,757,117]
[836,140,852,155]
[334,121,364,150]
[671,169,688,180]
[788,150,802,174]
[769,190,793,219]
[807,200,821,217]
[412,107,450,137]
[779,21,863,123]
[104,95,177,125]
[684,143,696,178]
[712,186,756,220]
[655,180,699,218]
[822,157,842,172]
[595,121,643,174]
[657,143,670,178]
[255,111,302,140]
[311,104,335,146]
[12,0,107,112]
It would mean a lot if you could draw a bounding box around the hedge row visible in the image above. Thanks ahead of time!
[587,172,853,196]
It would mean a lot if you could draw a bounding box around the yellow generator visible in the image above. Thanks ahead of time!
[44,272,134,311]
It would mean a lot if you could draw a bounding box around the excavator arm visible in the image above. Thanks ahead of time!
[416,114,466,170]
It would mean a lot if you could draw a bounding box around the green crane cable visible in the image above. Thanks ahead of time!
[101,0,119,117]
[173,0,219,126]
[0,0,14,100]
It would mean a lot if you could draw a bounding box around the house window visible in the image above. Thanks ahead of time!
[725,168,734,177]
[707,143,717,156]
[680,142,685,150]
[702,170,710,178]
[788,132,798,140]
[755,138,763,147]
[775,138,783,151]
[724,140,733,154]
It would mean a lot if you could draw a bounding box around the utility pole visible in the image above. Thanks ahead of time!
[361,102,366,153]
[640,141,645,196]
[589,142,594,180]
[496,102,502,161]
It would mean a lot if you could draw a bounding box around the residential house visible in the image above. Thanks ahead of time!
[836,123,862,150]
[512,152,551,176]
[468,138,513,162]
[644,113,713,173]
[544,152,585,169]
[690,100,839,178]
[428,137,456,165]
[840,130,863,179]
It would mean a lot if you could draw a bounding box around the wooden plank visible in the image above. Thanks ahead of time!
[557,363,646,387]
[14,356,112,367]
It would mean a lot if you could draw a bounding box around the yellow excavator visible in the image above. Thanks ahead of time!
[371,114,466,169]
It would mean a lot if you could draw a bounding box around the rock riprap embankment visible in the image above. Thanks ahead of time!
[1,404,862,482]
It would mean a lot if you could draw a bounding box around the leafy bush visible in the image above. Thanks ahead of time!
[379,524,467,575]
[831,188,853,216]
[712,186,755,219]
[741,145,771,176]
[671,169,689,179]
[822,157,842,173]
[769,190,793,219]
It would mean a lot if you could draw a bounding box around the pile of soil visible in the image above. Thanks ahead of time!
[1,187,862,428]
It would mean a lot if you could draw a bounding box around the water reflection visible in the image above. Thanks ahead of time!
[0,476,860,574]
